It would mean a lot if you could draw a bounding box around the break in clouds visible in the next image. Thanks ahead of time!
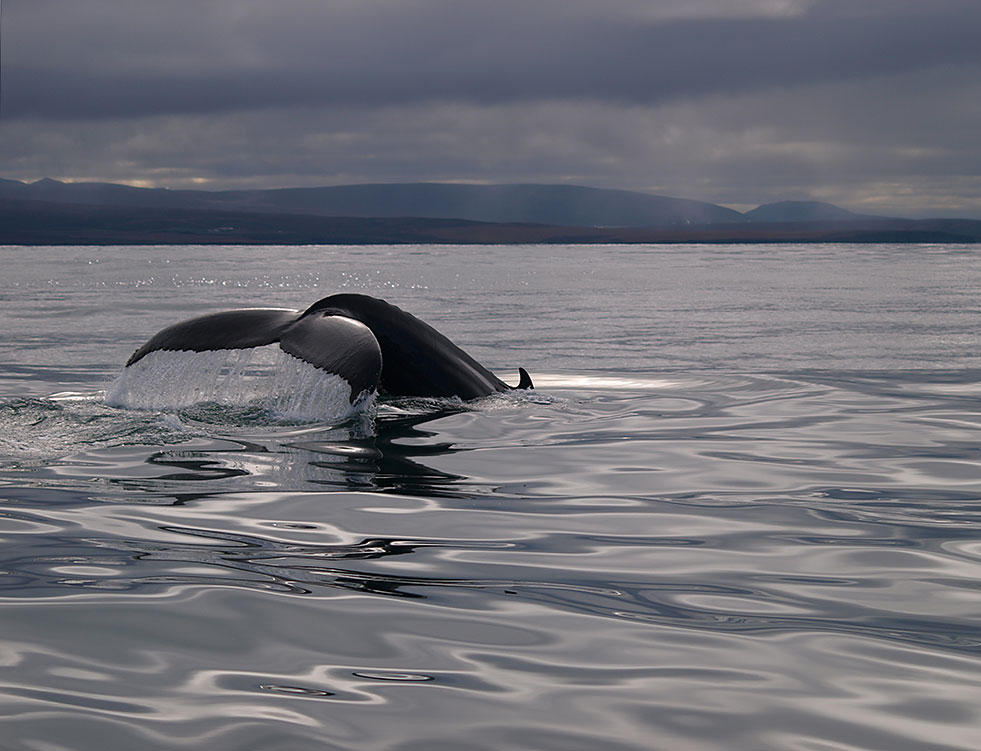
[3,0,980,216]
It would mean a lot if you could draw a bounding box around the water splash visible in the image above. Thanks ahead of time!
[105,346,373,423]
[0,394,189,461]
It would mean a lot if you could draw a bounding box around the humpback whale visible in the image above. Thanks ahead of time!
[126,293,533,402]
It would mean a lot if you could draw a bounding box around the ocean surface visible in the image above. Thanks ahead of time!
[1,243,979,751]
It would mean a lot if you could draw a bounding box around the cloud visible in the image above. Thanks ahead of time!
[5,0,979,119]
[1,0,979,215]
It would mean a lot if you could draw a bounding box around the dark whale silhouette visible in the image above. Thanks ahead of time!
[126,293,533,402]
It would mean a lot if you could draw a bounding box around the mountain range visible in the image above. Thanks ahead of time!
[1,178,978,244]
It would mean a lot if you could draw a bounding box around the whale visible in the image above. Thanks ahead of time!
[125,293,533,402]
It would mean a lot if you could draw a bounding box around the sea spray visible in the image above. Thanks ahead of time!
[0,394,191,460]
[106,345,373,422]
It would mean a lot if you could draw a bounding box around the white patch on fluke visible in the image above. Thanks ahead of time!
[106,345,373,422]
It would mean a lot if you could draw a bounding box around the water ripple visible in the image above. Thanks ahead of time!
[2,363,980,748]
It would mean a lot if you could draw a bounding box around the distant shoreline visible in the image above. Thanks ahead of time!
[2,180,979,245]
[2,198,978,246]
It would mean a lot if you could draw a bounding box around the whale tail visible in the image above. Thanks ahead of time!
[125,294,531,402]
[301,294,517,399]
[123,307,382,403]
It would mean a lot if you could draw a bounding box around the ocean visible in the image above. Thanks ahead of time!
[1,243,979,750]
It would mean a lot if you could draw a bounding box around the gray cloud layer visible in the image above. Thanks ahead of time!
[3,0,980,216]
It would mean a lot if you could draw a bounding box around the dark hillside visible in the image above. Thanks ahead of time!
[3,197,978,245]
[0,179,743,227]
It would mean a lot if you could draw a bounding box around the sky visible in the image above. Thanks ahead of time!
[2,0,980,217]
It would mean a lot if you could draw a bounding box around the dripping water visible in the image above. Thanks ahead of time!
[105,345,373,422]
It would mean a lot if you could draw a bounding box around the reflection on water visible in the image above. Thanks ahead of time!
[1,371,980,750]
[1,243,980,750]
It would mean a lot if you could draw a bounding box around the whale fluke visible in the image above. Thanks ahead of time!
[126,308,296,366]
[278,314,382,401]
[124,294,532,403]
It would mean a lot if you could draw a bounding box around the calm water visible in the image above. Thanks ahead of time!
[1,243,980,751]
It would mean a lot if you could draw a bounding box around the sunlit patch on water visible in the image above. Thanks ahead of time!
[532,373,687,390]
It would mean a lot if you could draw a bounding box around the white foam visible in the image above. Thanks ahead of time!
[106,345,373,423]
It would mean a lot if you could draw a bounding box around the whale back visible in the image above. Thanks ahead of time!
[302,294,510,399]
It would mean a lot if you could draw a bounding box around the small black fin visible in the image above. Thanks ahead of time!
[516,367,534,390]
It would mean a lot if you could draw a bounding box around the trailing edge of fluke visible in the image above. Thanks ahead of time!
[126,293,533,402]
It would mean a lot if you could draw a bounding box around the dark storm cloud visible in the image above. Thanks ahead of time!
[2,0,980,216]
[4,0,980,120]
